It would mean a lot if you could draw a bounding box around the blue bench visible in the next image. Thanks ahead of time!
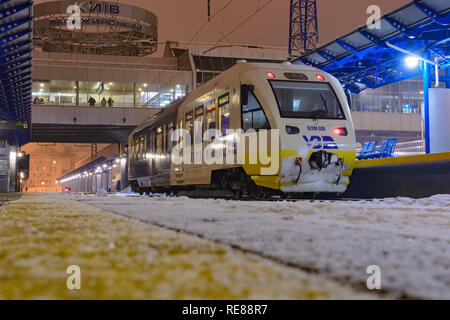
[357,141,377,160]
[357,139,398,160]
[368,138,398,159]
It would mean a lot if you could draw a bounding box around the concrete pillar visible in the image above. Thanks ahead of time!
[429,88,450,153]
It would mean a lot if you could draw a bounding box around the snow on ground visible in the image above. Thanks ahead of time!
[68,193,450,299]
[0,194,374,299]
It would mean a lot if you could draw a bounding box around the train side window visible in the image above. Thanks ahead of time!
[218,93,230,136]
[185,111,194,144]
[167,122,174,152]
[144,134,147,153]
[152,132,156,152]
[205,99,216,139]
[162,125,167,153]
[241,90,270,131]
[195,106,204,118]
[134,138,139,160]
[140,136,144,159]
[178,120,183,144]
[156,126,162,154]
[149,132,153,153]
[194,106,204,143]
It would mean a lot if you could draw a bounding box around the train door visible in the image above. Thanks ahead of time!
[171,119,184,186]
[239,83,274,176]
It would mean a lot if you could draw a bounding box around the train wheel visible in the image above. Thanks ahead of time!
[255,189,266,200]
[232,189,241,200]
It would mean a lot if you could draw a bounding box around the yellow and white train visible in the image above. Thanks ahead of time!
[128,62,356,197]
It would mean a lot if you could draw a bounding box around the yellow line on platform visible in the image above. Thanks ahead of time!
[0,194,373,300]
[355,152,450,168]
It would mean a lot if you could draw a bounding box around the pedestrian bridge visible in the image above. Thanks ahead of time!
[30,103,422,144]
[31,104,161,143]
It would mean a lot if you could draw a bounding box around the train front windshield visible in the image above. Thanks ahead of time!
[269,80,345,120]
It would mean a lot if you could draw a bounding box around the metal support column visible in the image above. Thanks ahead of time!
[423,50,431,154]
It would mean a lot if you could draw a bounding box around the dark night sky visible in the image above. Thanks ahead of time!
[35,0,412,54]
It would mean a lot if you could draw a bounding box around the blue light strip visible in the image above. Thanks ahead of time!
[0,0,32,145]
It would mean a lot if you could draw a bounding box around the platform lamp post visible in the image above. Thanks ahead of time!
[386,42,442,155]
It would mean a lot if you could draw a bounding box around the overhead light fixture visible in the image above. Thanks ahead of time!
[404,57,419,68]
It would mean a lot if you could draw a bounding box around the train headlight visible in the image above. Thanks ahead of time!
[286,125,300,135]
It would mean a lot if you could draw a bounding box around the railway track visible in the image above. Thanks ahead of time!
[133,190,369,202]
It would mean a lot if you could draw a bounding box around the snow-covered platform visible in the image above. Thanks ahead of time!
[75,193,449,299]
[346,152,450,198]
[0,193,372,299]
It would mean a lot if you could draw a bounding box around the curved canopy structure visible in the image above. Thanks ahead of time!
[0,0,33,146]
[292,0,450,93]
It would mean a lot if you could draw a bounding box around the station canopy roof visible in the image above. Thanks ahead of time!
[292,0,450,93]
[0,0,32,146]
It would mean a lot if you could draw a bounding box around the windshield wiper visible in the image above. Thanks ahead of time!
[312,109,327,120]
[311,94,329,120]
[319,94,329,113]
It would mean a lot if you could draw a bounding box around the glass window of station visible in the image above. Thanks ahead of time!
[351,71,447,114]
[32,80,190,108]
